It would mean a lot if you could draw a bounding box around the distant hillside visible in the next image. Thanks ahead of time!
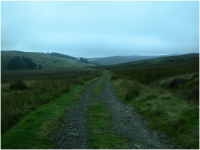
[93,53,199,70]
[86,57,104,62]
[50,52,77,61]
[1,50,94,71]
[92,55,162,65]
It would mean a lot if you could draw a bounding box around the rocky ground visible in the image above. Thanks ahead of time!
[52,71,181,149]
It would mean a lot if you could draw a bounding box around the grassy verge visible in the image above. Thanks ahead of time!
[87,73,129,149]
[1,77,100,149]
[111,78,199,149]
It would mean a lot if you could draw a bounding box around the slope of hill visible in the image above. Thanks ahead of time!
[86,57,104,62]
[1,50,94,71]
[92,55,161,65]
[50,52,77,61]
[93,53,199,71]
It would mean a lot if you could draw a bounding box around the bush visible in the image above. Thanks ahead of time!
[10,80,28,91]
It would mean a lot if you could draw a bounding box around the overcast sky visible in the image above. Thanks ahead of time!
[1,1,199,57]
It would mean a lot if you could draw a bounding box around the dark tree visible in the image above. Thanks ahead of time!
[7,56,22,70]
[7,56,38,70]
[79,57,84,62]
[84,58,88,64]
[79,57,88,64]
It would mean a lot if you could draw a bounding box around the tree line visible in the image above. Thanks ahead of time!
[7,56,42,70]
[79,57,88,63]
[41,52,101,66]
[50,52,77,61]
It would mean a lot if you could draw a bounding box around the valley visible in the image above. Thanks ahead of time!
[1,51,199,149]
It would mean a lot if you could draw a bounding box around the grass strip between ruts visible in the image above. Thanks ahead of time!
[87,73,130,149]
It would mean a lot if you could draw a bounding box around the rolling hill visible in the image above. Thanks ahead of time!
[50,52,78,61]
[91,53,199,71]
[1,50,94,71]
[91,55,164,65]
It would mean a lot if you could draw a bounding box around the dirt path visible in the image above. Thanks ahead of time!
[53,71,171,149]
[96,71,171,149]
[52,80,99,149]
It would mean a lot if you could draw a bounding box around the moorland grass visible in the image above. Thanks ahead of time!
[1,68,101,83]
[158,73,199,105]
[9,79,29,91]
[110,64,198,85]
[1,77,99,149]
[111,78,199,148]
[1,70,102,134]
[110,64,199,105]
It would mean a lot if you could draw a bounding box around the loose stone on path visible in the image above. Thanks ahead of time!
[52,80,98,149]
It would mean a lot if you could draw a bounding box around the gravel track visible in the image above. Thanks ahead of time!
[96,71,171,149]
[52,80,98,149]
[52,72,174,149]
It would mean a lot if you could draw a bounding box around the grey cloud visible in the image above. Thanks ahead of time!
[1,1,199,57]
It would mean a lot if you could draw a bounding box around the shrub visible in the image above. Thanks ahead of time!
[169,78,186,88]
[9,80,28,91]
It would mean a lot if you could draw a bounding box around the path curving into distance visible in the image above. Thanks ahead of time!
[52,71,172,149]
[96,71,171,149]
